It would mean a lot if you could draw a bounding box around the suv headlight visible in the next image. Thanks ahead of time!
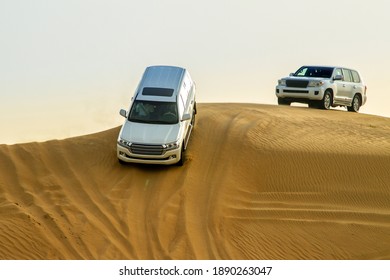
[308,80,324,87]
[163,141,180,151]
[278,79,286,86]
[118,138,132,148]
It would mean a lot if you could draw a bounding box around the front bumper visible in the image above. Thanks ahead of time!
[117,144,181,165]
[275,86,325,101]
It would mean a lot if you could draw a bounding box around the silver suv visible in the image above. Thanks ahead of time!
[275,66,367,112]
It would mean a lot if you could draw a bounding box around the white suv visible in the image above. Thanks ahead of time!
[117,65,196,166]
[276,66,367,112]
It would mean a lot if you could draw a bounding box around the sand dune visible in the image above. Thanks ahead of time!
[1,103,390,260]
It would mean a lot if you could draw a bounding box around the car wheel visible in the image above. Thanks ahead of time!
[118,158,126,165]
[278,98,291,106]
[191,109,196,128]
[347,95,360,112]
[320,90,332,110]
[176,145,185,166]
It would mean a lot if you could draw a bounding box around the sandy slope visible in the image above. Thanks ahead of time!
[1,103,390,260]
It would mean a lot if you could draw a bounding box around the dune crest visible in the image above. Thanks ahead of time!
[1,103,390,259]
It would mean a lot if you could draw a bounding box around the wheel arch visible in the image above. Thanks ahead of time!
[325,87,334,98]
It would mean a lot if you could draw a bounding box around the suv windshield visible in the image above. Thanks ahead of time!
[293,66,334,78]
[128,100,178,124]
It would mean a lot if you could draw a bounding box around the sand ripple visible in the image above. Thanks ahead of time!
[1,103,389,259]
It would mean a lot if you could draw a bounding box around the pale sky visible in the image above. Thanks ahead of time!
[1,0,389,144]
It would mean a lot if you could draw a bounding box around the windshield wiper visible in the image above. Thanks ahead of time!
[149,120,177,124]
[128,118,149,123]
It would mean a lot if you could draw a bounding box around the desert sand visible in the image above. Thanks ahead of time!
[0,103,390,260]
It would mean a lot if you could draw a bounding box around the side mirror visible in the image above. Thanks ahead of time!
[289,73,295,76]
[333,74,343,81]
[181,113,191,121]
[119,109,127,118]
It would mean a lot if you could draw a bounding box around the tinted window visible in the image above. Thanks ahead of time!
[294,66,333,78]
[142,87,174,97]
[351,70,361,83]
[342,69,352,82]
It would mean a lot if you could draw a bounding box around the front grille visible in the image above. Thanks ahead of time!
[130,144,164,155]
[286,80,309,88]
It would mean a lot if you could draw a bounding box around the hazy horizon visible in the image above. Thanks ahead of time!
[1,0,390,144]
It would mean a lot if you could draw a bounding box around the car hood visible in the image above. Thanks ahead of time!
[120,121,181,144]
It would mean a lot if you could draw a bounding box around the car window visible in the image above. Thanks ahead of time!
[129,100,178,124]
[351,70,361,83]
[342,69,352,82]
[334,68,343,77]
[295,67,308,76]
[294,66,333,78]
[142,87,174,97]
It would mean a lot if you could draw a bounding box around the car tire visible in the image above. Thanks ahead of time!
[347,95,361,112]
[278,98,291,106]
[176,145,185,166]
[118,158,126,165]
[320,90,332,110]
[191,109,196,128]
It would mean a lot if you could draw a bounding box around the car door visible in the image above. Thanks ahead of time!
[333,68,346,103]
[350,70,364,97]
[341,69,354,103]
